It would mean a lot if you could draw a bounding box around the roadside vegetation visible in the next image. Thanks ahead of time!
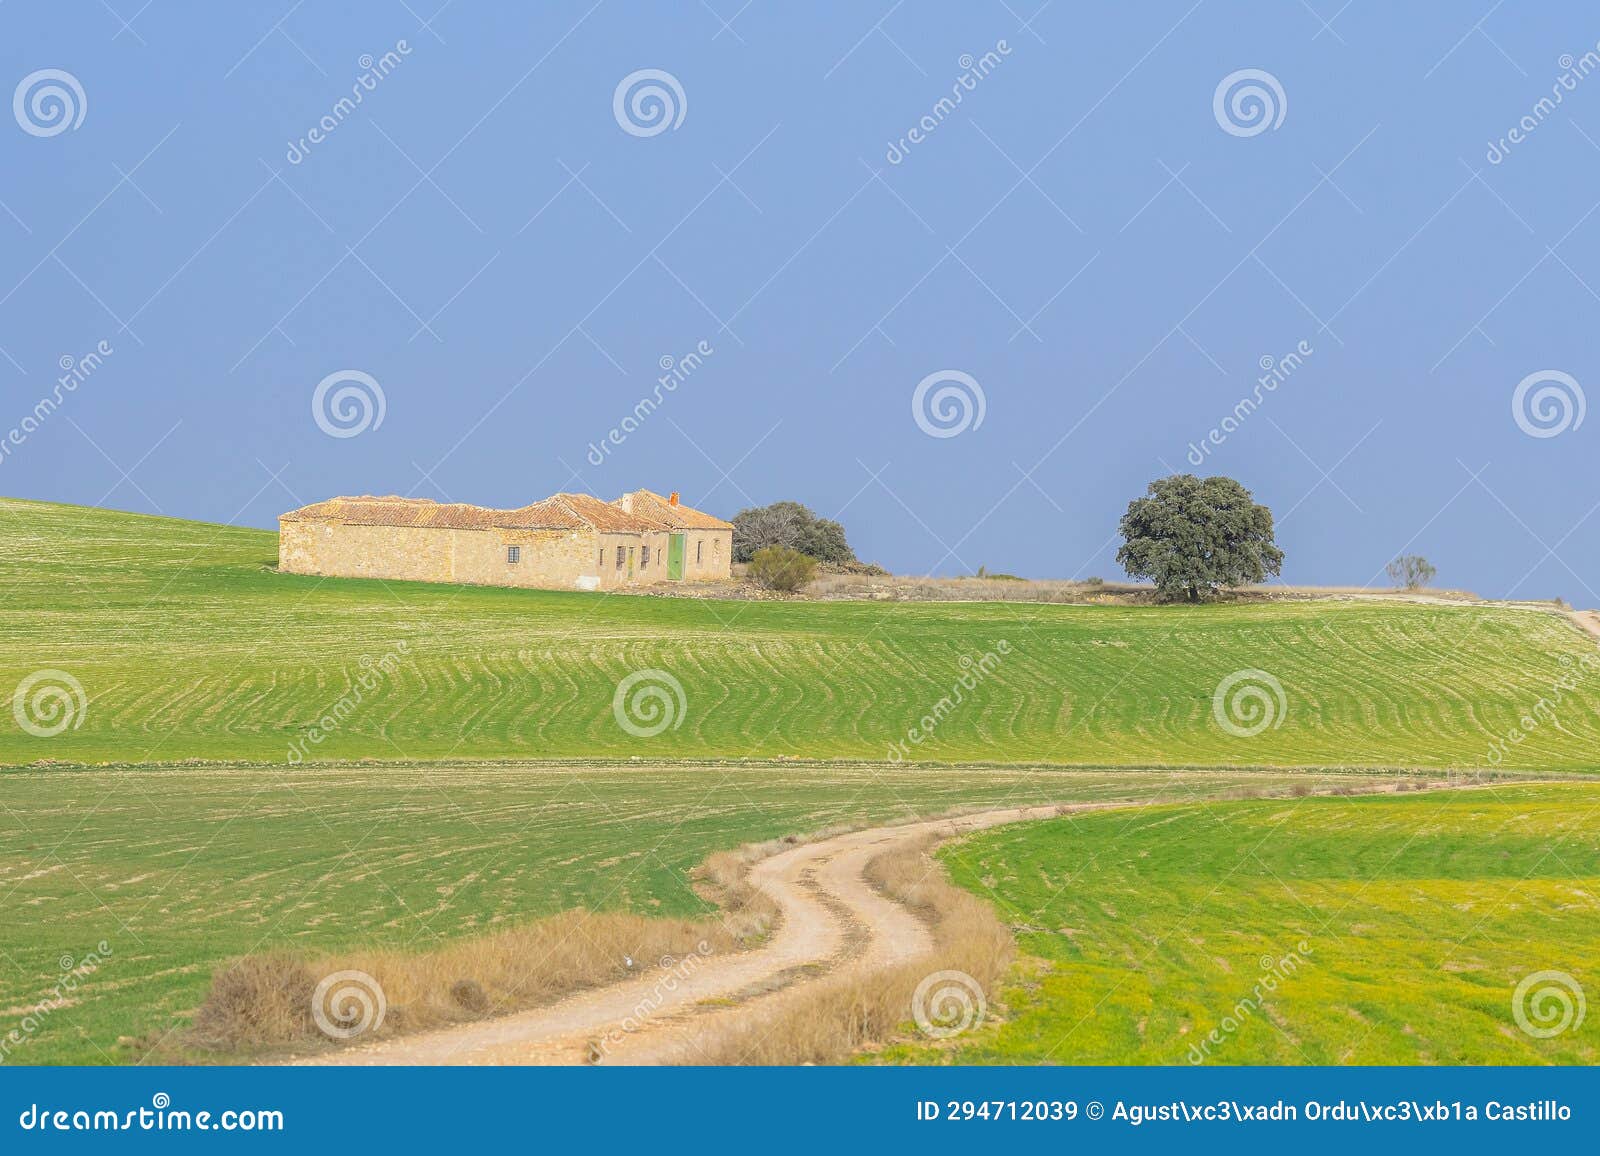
[0,764,1342,1064]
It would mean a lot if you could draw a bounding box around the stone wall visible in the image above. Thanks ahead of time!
[681,528,733,579]
[278,521,729,589]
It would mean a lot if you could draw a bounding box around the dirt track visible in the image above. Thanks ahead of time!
[295,802,1088,1066]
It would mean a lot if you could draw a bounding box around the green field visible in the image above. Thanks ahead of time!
[3,498,1598,1067]
[2,498,1597,770]
[0,764,1359,1064]
[880,784,1600,1065]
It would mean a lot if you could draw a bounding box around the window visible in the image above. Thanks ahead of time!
[599,547,605,568]
[714,538,721,555]
[641,545,651,567]
[616,545,626,570]
[506,545,521,564]
[696,539,703,564]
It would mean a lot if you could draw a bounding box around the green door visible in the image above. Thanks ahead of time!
[667,533,685,580]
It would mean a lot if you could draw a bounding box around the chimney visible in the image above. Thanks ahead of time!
[669,491,680,507]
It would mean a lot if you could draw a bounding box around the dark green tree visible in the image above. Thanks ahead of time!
[1116,475,1284,602]
[731,501,856,565]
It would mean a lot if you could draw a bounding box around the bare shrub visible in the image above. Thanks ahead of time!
[189,954,316,1049]
[1386,555,1437,590]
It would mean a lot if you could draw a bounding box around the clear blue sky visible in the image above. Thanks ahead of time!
[2,2,1597,601]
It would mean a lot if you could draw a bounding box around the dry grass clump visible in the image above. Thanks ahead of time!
[683,833,1013,1065]
[189,954,317,1048]
[189,870,777,1055]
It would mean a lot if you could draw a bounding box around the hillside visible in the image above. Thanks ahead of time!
[884,784,1600,1065]
[1,497,1596,770]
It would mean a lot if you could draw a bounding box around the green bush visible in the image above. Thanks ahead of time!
[748,546,818,592]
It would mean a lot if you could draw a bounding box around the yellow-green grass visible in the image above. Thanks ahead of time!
[2,498,1597,770]
[0,763,1363,1065]
[880,783,1600,1065]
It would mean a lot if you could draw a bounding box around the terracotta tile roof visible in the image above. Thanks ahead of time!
[547,492,667,533]
[279,492,670,534]
[613,489,734,531]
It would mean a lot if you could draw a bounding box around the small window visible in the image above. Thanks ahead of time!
[506,545,520,564]
[641,545,651,567]
[714,538,721,555]
[616,545,625,570]
[599,547,605,568]
[696,540,703,564]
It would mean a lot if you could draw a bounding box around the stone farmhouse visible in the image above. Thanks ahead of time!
[278,488,733,591]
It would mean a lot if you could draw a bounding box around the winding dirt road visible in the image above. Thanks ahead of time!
[296,802,1091,1066]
